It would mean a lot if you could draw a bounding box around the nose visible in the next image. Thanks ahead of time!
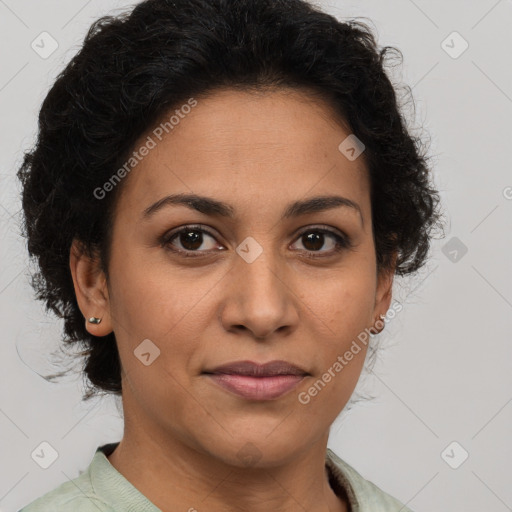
[218,247,300,341]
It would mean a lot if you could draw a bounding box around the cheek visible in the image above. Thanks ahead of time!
[108,247,210,341]
[107,259,207,426]
[303,268,376,340]
[296,270,375,411]
[298,298,371,425]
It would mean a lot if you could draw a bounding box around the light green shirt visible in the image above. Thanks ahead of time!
[19,443,413,511]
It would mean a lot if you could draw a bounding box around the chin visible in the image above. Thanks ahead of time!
[198,428,313,470]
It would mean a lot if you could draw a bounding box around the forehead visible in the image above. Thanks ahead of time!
[115,88,370,220]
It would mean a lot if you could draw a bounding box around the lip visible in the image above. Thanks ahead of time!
[203,360,309,401]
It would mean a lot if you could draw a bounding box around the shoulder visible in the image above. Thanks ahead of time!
[326,449,414,512]
[18,470,114,512]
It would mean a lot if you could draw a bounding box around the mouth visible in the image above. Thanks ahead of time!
[203,360,309,401]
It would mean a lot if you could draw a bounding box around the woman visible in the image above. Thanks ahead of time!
[17,0,444,510]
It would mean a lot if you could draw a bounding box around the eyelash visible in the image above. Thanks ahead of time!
[159,224,352,259]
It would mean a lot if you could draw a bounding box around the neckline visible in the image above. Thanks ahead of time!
[325,449,358,511]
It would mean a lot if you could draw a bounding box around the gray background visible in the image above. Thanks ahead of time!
[1,1,511,511]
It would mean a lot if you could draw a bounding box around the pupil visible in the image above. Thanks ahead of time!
[181,230,203,250]
[303,232,323,251]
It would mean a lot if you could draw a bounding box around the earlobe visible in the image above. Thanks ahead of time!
[69,239,112,336]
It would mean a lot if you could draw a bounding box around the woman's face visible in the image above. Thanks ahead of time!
[74,88,394,466]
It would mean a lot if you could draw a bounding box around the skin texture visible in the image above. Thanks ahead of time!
[70,88,395,512]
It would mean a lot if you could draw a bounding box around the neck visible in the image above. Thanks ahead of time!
[107,425,348,512]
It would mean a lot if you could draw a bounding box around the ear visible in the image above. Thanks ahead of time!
[69,238,113,337]
[373,250,398,321]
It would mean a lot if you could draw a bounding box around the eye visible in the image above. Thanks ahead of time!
[160,224,352,258]
[290,227,351,257]
[161,225,223,256]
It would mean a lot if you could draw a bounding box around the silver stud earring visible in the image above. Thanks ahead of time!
[88,317,102,324]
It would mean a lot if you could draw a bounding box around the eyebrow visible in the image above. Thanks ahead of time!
[142,193,363,225]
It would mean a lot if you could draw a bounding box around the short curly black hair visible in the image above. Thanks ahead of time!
[17,0,444,400]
